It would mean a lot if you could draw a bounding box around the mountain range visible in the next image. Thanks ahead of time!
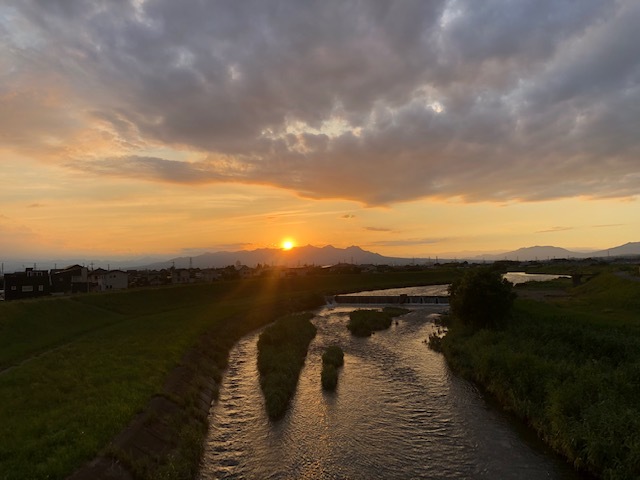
[2,242,639,274]
[140,241,640,270]
[475,242,640,262]
[140,245,407,270]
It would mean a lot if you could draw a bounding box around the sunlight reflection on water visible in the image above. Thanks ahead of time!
[199,300,579,479]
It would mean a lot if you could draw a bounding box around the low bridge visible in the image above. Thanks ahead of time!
[329,294,449,306]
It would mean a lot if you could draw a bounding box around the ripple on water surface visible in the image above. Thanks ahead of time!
[200,303,580,480]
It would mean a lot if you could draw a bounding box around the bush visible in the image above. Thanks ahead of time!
[449,267,515,330]
[321,364,339,391]
[322,345,344,367]
[321,345,344,391]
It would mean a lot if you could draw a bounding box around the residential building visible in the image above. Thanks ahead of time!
[51,265,89,294]
[89,269,129,291]
[4,268,50,301]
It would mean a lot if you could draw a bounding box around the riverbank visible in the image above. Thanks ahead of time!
[439,272,640,479]
[0,269,459,479]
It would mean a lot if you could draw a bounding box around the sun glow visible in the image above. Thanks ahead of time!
[282,239,295,250]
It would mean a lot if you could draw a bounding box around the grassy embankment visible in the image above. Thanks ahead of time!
[439,272,640,479]
[347,307,410,337]
[257,312,317,419]
[321,346,344,391]
[0,268,457,479]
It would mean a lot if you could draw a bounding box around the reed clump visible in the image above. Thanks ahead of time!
[347,307,409,337]
[257,312,317,420]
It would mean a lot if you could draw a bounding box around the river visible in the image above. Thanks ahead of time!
[199,295,580,479]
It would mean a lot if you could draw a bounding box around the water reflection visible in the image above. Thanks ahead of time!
[503,272,571,285]
[200,305,580,479]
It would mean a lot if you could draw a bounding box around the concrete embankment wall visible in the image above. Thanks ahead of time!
[332,295,449,305]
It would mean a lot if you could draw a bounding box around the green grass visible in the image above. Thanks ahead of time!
[0,270,459,479]
[0,295,243,479]
[440,272,640,479]
[0,298,124,369]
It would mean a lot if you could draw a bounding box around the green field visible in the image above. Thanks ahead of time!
[0,269,457,479]
[440,272,640,479]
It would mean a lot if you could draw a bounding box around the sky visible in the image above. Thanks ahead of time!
[1,0,639,262]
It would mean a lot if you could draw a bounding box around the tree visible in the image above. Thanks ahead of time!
[448,267,516,330]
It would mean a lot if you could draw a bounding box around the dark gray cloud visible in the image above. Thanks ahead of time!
[3,0,639,204]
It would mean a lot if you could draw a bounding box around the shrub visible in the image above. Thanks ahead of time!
[449,267,515,330]
[322,345,344,368]
[321,364,339,391]
[321,345,344,391]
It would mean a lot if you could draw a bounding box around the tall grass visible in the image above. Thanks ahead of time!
[257,312,317,419]
[440,273,640,479]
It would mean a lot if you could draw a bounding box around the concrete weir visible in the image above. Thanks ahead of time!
[330,294,449,305]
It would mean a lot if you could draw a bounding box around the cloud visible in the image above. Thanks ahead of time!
[368,237,447,247]
[3,0,640,205]
[592,224,625,229]
[181,244,251,254]
[536,226,575,234]
[365,227,392,232]
[537,223,625,233]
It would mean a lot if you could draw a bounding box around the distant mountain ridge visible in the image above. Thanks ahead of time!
[476,242,640,262]
[2,242,638,274]
[144,241,640,269]
[140,245,409,269]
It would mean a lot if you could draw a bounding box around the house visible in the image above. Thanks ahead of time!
[88,269,128,291]
[199,269,221,282]
[235,264,255,278]
[283,266,312,277]
[172,269,192,284]
[51,265,89,294]
[4,268,51,301]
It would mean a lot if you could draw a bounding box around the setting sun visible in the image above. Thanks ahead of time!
[282,239,295,250]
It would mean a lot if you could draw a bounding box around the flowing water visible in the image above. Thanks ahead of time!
[200,302,581,479]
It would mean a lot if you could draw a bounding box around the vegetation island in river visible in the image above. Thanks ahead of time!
[347,307,410,337]
[321,345,345,391]
[257,312,317,420]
